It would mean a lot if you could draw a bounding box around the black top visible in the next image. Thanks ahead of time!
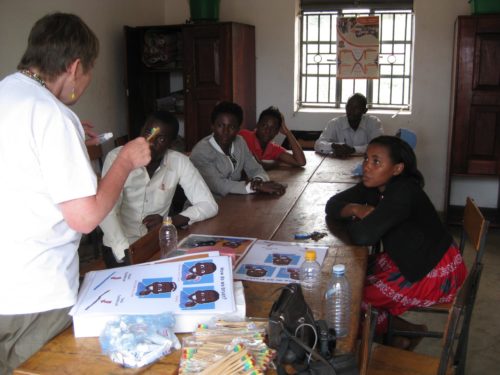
[325,177,452,282]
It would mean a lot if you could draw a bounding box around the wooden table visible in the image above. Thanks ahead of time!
[183,181,307,240]
[243,244,367,357]
[309,155,362,183]
[271,182,357,246]
[15,153,368,375]
[266,151,324,183]
[248,180,367,357]
[127,181,307,265]
[15,245,367,375]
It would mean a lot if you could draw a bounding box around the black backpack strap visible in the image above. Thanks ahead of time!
[276,335,291,375]
[279,321,337,375]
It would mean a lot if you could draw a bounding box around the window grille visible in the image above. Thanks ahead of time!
[299,9,413,110]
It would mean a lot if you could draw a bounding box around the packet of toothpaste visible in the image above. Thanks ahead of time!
[99,312,180,368]
[96,132,113,144]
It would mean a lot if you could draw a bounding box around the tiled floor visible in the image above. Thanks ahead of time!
[404,226,500,374]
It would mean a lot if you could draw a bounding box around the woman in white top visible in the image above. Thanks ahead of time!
[0,13,150,373]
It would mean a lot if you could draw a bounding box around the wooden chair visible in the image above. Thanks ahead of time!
[458,197,489,264]
[386,197,489,341]
[368,263,483,375]
[125,224,161,265]
[358,305,379,375]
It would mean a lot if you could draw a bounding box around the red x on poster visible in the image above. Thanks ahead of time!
[337,16,380,79]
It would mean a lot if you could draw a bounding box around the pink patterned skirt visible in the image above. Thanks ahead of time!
[362,244,467,334]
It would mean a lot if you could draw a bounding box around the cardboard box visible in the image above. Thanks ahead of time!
[72,281,246,338]
[70,255,244,337]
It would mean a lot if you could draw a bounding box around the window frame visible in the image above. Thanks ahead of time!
[297,8,414,111]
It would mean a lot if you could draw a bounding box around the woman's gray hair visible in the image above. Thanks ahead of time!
[18,13,99,80]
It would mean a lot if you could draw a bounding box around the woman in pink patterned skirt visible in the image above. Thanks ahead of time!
[325,135,467,349]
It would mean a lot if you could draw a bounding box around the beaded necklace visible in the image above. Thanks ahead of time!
[19,69,47,88]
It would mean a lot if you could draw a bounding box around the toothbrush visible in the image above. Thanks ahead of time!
[146,127,160,142]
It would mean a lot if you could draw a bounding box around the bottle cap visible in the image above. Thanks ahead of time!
[163,216,173,225]
[332,264,345,274]
[304,250,317,261]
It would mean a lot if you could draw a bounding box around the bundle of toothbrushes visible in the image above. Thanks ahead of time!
[179,319,276,374]
[99,312,181,368]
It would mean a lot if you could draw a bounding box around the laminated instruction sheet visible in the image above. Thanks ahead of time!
[169,234,256,268]
[234,240,328,284]
[71,254,235,336]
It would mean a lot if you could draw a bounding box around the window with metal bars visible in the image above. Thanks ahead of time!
[299,9,414,111]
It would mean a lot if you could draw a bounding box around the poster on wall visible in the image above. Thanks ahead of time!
[337,16,379,79]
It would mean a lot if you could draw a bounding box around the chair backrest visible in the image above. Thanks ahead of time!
[437,263,483,375]
[358,304,378,375]
[114,134,129,147]
[126,224,161,265]
[395,128,417,149]
[459,197,489,264]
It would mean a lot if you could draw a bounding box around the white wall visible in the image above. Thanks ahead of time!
[0,0,165,153]
[163,0,476,210]
[0,0,483,210]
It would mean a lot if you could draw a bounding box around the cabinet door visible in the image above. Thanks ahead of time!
[124,26,183,140]
[451,16,500,175]
[183,24,232,150]
[124,26,144,139]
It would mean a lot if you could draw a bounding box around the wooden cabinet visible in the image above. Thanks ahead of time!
[445,15,500,225]
[124,22,256,151]
[124,25,183,141]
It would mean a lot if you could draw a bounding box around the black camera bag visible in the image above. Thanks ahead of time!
[268,283,316,363]
[268,283,359,375]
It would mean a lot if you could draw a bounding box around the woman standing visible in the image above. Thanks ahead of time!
[0,13,150,373]
[325,136,466,349]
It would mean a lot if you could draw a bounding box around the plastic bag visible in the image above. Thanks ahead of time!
[99,312,181,368]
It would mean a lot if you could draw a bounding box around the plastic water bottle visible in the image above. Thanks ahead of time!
[159,217,177,259]
[325,264,351,337]
[299,249,322,319]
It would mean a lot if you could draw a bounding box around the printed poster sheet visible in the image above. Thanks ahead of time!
[71,255,235,317]
[234,240,328,284]
[337,16,379,79]
[169,234,256,268]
